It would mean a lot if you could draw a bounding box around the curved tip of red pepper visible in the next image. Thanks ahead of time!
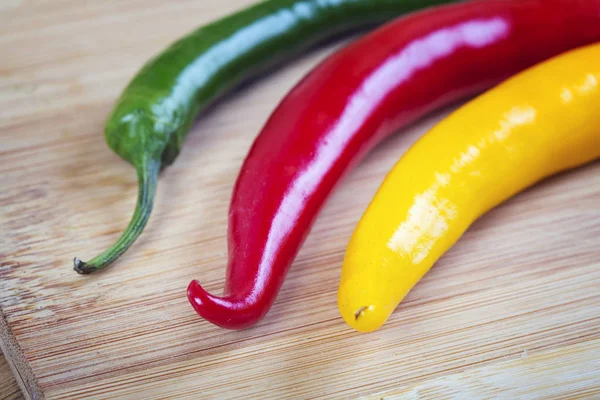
[187,280,267,330]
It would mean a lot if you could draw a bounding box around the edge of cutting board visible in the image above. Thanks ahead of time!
[0,310,43,400]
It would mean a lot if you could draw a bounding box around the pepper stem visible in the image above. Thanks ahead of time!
[74,157,160,275]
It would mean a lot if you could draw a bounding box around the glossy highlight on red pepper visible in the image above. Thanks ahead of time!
[188,0,600,329]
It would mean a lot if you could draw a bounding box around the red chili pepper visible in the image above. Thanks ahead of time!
[188,0,600,329]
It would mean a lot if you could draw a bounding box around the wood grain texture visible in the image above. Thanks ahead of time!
[1,0,599,399]
[0,352,23,400]
[365,339,600,400]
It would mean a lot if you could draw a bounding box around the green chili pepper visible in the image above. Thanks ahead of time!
[74,0,461,275]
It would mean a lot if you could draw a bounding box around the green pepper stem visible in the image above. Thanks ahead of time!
[74,157,160,274]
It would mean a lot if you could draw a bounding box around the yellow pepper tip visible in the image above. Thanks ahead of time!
[338,293,389,333]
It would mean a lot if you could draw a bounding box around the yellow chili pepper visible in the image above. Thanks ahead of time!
[338,43,600,333]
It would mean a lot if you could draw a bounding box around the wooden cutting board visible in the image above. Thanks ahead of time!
[1,1,599,399]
